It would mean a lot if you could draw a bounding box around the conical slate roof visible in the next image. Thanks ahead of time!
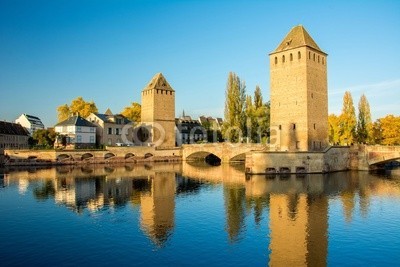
[143,73,174,92]
[271,25,326,54]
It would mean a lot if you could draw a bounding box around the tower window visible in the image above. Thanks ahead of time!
[275,57,278,64]
[309,52,311,59]
[298,51,301,59]
[311,93,313,98]
[313,53,316,61]
[293,124,296,130]
[279,125,281,130]
[318,55,320,63]
[170,91,172,95]
[322,57,325,65]
[282,55,285,63]
[314,123,316,130]
[290,53,293,61]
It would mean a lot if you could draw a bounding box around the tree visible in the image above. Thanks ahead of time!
[244,95,255,142]
[379,115,400,145]
[356,94,372,144]
[57,97,98,122]
[328,114,340,145]
[254,85,263,109]
[339,91,357,145]
[254,101,270,143]
[32,128,57,148]
[223,72,246,142]
[121,102,141,123]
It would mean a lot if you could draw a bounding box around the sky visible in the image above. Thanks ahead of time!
[1,0,399,127]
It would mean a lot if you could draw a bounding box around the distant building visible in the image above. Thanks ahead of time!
[87,109,134,146]
[0,121,30,154]
[15,113,45,135]
[54,116,96,149]
[175,115,207,145]
[198,116,223,130]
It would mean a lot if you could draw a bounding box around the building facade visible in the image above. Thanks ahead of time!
[140,73,176,148]
[0,121,30,154]
[54,116,96,149]
[87,109,134,146]
[269,25,328,151]
[15,114,45,135]
[175,115,207,145]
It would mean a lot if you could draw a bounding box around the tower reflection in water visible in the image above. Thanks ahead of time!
[2,162,400,263]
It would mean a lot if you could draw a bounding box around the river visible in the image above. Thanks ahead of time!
[1,163,399,266]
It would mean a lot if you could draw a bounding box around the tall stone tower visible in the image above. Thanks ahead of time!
[270,25,328,151]
[141,73,175,148]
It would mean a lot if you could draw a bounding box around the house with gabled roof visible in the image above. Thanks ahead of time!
[54,115,96,149]
[0,121,30,154]
[87,109,134,146]
[15,113,45,135]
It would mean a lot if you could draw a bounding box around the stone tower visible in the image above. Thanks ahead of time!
[270,25,328,151]
[141,73,175,148]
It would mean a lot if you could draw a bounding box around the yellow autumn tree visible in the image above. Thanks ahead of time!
[328,114,340,145]
[121,102,141,123]
[57,97,98,122]
[379,115,400,145]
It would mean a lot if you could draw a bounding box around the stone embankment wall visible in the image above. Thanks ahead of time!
[2,147,182,166]
[245,146,350,174]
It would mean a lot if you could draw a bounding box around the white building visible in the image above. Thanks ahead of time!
[54,116,96,149]
[15,114,45,135]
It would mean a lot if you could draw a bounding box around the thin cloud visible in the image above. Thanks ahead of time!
[330,79,400,96]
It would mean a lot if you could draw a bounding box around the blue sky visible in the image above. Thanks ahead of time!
[1,0,399,127]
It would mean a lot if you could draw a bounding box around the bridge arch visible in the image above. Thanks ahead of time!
[57,154,71,161]
[186,151,222,165]
[125,153,135,159]
[104,152,116,160]
[81,153,94,161]
[229,153,246,162]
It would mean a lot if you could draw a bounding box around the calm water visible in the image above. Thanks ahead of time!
[1,163,400,266]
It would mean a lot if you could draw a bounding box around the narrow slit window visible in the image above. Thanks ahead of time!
[298,51,301,59]
[290,53,293,61]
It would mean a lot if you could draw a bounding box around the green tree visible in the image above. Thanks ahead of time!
[379,115,400,145]
[32,128,57,148]
[223,72,246,142]
[328,114,340,145]
[339,91,357,145]
[370,120,382,145]
[244,95,255,142]
[356,94,372,144]
[254,85,263,109]
[121,102,141,123]
[57,97,98,122]
[254,101,270,143]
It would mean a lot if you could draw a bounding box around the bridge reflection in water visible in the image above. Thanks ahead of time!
[2,163,400,264]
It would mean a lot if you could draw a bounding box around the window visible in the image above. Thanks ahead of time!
[309,51,311,59]
[298,51,301,59]
[90,136,95,143]
[116,128,120,135]
[275,57,278,64]
[293,123,296,130]
[77,135,82,143]
[322,57,325,65]
[313,53,316,61]
[108,128,112,135]
[90,127,95,132]
[279,125,281,130]
[314,123,316,130]
[282,55,285,63]
[290,53,293,61]
[76,126,82,132]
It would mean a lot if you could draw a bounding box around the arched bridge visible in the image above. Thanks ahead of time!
[182,143,265,163]
[351,145,400,170]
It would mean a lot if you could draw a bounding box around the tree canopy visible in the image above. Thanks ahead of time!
[57,97,98,122]
[121,102,141,123]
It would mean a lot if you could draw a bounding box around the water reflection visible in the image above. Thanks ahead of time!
[1,163,400,264]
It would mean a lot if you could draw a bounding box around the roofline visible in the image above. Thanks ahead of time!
[269,45,328,56]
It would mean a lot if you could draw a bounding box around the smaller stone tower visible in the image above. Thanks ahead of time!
[141,73,175,148]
